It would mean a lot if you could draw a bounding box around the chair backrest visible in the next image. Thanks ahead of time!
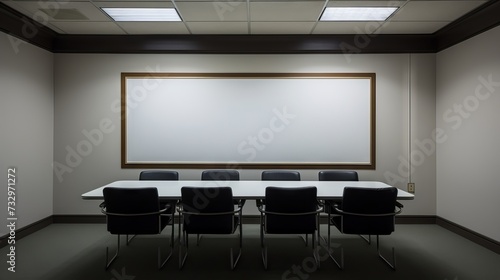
[261,170,300,181]
[264,186,317,234]
[139,170,179,180]
[340,187,398,235]
[201,170,239,181]
[103,187,162,235]
[318,170,358,181]
[181,186,235,234]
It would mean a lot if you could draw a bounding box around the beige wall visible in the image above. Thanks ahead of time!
[437,25,500,242]
[53,53,436,216]
[4,22,499,244]
[0,32,54,237]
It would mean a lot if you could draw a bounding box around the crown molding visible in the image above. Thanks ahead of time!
[1,1,500,54]
[0,2,57,51]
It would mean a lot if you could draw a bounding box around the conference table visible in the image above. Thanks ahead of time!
[81,180,415,200]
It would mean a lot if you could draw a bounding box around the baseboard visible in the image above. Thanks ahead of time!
[0,216,53,249]
[2,214,499,255]
[436,216,500,254]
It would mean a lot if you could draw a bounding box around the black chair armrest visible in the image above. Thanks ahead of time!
[101,206,170,217]
[236,199,245,208]
[255,199,264,208]
[333,205,402,217]
[178,206,242,216]
[258,205,324,216]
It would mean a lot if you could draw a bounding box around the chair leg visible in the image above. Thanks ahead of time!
[230,215,243,270]
[179,231,189,269]
[126,234,136,245]
[324,211,344,270]
[327,211,331,248]
[230,228,242,270]
[325,244,344,270]
[261,244,268,270]
[312,230,320,268]
[105,235,120,270]
[158,221,175,269]
[359,234,371,244]
[301,234,309,247]
[376,235,396,270]
[178,212,189,269]
[260,213,268,270]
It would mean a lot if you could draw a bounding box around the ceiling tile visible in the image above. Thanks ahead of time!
[186,22,248,34]
[390,1,487,22]
[50,21,126,34]
[117,22,190,34]
[377,21,451,34]
[176,2,248,21]
[313,21,385,34]
[250,1,324,21]
[326,1,405,7]
[6,1,111,22]
[251,22,316,34]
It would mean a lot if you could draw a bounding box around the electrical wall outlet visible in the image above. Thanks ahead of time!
[407,183,415,193]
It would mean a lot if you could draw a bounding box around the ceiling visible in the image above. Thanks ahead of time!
[0,0,490,35]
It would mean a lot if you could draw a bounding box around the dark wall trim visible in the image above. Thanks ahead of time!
[0,216,52,249]
[0,3,56,51]
[437,216,500,254]
[435,0,500,51]
[52,34,436,54]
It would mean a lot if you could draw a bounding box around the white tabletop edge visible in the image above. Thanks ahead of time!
[81,180,414,200]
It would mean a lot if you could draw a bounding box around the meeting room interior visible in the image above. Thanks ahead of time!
[1,0,500,279]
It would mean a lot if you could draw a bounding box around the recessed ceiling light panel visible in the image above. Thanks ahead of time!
[102,8,181,22]
[320,7,398,21]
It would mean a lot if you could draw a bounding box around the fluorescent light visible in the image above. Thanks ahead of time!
[102,8,181,22]
[320,7,398,21]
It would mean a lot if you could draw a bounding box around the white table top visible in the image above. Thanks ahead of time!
[81,180,414,200]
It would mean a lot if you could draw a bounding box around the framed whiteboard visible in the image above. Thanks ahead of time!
[121,73,376,169]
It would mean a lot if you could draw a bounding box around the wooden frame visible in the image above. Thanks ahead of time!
[121,73,376,169]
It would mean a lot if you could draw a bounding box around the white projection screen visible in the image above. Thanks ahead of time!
[121,73,376,169]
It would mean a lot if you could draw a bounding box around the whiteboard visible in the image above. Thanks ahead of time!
[121,73,375,169]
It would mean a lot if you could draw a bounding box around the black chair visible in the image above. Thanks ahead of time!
[201,169,239,181]
[258,170,302,238]
[318,170,360,246]
[100,187,174,269]
[201,169,245,245]
[201,169,245,206]
[329,187,403,270]
[261,170,301,181]
[140,170,179,181]
[178,186,243,270]
[258,186,323,269]
[258,170,301,206]
[318,170,358,182]
[139,170,179,208]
